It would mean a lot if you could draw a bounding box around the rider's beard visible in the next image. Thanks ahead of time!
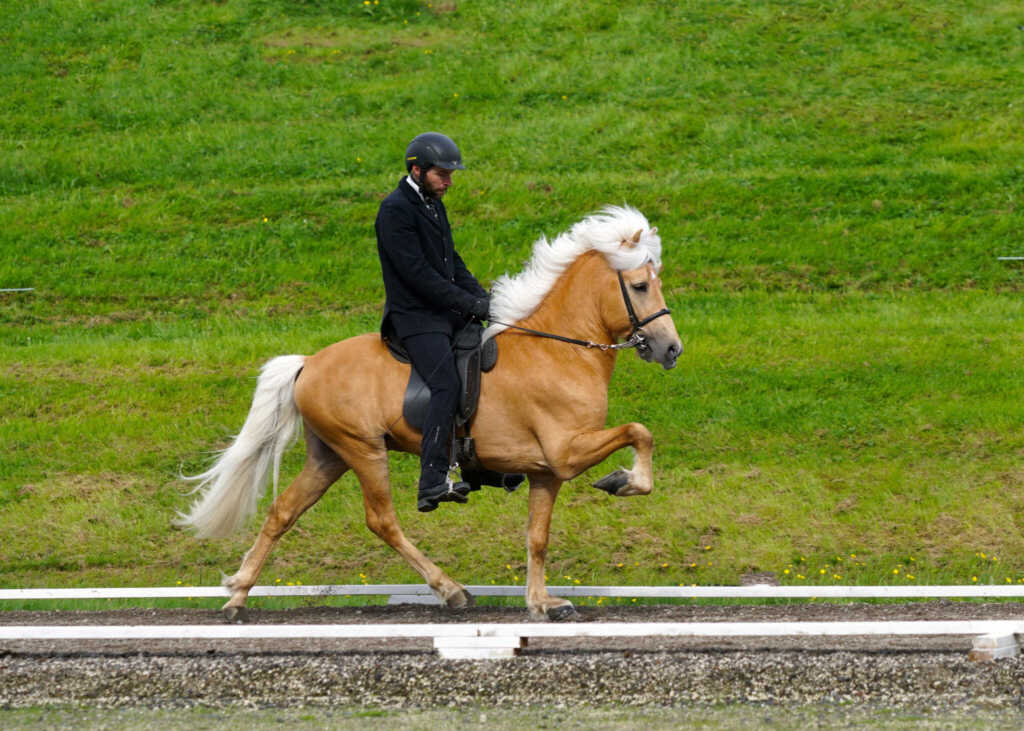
[421,175,446,200]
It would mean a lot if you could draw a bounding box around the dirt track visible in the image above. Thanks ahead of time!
[2,602,1024,712]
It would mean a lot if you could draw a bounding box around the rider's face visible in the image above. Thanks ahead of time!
[415,166,454,199]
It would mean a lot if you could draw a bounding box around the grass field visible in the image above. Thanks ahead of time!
[1,0,1022,601]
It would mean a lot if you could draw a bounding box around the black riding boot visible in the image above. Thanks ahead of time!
[417,465,470,512]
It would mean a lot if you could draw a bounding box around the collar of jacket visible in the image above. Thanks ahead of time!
[399,177,445,231]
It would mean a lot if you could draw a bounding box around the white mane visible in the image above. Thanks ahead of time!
[484,205,661,340]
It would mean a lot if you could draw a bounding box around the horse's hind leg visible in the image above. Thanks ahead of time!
[223,427,347,622]
[348,443,473,610]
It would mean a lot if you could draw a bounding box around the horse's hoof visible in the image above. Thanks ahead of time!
[445,588,475,611]
[547,604,579,622]
[223,605,249,624]
[593,468,629,495]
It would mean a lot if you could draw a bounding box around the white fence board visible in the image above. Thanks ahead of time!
[5,584,1024,601]
[2,620,1024,642]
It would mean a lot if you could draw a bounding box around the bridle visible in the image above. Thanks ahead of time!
[489,271,672,354]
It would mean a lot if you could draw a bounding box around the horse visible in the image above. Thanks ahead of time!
[176,205,682,622]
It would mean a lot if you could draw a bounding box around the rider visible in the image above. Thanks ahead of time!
[375,132,491,512]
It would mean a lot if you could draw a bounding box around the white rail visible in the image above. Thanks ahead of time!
[2,620,1022,660]
[2,620,1024,640]
[4,584,1024,601]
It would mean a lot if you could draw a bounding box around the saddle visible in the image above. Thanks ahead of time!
[384,322,498,430]
[384,323,522,493]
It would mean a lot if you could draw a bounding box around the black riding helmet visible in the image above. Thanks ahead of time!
[405,132,465,173]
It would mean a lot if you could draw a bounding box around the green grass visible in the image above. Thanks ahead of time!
[1,0,1023,600]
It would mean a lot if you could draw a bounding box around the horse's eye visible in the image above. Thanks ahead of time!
[631,282,649,293]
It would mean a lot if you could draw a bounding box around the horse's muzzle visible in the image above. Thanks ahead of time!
[659,340,682,370]
[635,332,682,370]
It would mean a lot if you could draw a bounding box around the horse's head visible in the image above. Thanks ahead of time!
[610,229,683,370]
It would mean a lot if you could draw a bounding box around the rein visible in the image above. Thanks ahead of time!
[489,271,671,353]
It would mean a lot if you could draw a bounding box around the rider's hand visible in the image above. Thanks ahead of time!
[470,297,490,322]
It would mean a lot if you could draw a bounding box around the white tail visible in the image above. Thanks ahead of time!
[176,355,306,539]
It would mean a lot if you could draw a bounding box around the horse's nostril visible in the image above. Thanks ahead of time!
[667,343,681,358]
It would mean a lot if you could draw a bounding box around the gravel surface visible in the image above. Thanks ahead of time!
[2,602,1024,714]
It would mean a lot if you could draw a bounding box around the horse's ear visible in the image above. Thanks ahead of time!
[650,226,658,236]
[621,229,643,249]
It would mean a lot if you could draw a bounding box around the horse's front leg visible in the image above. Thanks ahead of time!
[525,474,577,621]
[560,422,655,497]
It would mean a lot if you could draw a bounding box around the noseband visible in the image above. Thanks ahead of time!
[490,270,672,353]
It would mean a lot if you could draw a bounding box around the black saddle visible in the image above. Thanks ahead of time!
[384,322,498,431]
[384,323,523,493]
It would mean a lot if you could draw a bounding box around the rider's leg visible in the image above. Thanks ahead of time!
[401,331,469,512]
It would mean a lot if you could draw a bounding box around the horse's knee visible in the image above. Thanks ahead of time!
[628,422,653,450]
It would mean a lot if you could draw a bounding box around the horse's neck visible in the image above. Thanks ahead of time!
[517,252,618,370]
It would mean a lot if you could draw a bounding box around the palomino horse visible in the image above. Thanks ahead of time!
[177,206,682,621]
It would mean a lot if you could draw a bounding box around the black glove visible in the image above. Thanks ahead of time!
[469,296,490,322]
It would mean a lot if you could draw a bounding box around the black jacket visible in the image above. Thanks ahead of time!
[375,177,488,339]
